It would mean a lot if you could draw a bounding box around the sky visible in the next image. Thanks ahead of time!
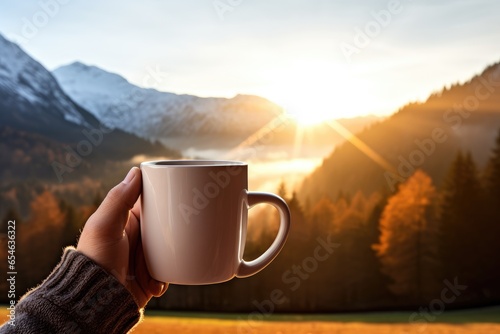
[1,0,500,120]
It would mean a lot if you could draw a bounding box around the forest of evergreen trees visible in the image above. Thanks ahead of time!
[1,130,500,312]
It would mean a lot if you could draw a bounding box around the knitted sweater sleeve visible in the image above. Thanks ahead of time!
[0,247,142,334]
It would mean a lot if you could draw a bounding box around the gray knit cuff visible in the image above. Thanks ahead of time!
[16,247,141,333]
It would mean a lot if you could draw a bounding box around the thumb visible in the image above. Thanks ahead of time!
[86,167,142,239]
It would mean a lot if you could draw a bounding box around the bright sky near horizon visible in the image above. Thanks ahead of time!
[1,0,500,120]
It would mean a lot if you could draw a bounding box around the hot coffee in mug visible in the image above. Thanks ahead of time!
[140,160,291,285]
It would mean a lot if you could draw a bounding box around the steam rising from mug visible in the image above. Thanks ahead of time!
[140,160,291,285]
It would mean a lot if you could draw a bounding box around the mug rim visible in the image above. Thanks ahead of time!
[141,160,247,167]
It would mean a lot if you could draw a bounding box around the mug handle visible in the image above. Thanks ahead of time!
[236,191,291,278]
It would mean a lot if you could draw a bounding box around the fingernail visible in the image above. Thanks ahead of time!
[149,279,164,296]
[122,168,136,184]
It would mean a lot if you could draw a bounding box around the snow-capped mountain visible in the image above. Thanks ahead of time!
[0,33,174,165]
[0,34,95,131]
[53,62,283,143]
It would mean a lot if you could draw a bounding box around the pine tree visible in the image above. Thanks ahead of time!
[485,129,500,204]
[17,191,66,294]
[374,170,440,303]
[62,203,81,246]
[310,197,336,234]
[483,129,500,293]
[439,151,484,292]
[333,192,386,306]
[277,181,288,202]
[363,197,392,301]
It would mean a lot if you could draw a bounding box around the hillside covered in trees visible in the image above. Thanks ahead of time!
[2,60,500,313]
[1,130,500,312]
[301,62,500,201]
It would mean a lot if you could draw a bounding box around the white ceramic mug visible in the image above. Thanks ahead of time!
[140,160,291,285]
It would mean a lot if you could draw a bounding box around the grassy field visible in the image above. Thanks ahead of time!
[2,305,499,333]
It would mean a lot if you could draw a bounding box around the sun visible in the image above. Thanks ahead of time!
[262,61,372,127]
[282,97,337,126]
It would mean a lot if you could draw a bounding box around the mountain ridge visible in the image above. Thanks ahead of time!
[53,62,284,145]
[301,61,500,202]
[0,33,178,183]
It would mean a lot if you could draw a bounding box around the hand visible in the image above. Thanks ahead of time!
[77,167,168,308]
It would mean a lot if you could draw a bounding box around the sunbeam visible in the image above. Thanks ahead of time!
[224,114,292,161]
[324,119,397,174]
